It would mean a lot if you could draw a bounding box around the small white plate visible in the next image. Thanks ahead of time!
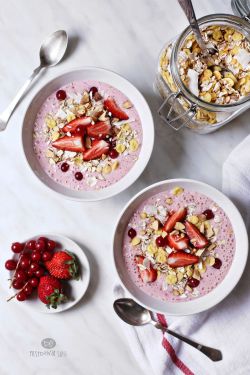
[22,67,154,201]
[113,179,248,315]
[6,234,90,313]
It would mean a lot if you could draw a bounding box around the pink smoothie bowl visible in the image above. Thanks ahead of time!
[112,179,248,315]
[21,67,154,201]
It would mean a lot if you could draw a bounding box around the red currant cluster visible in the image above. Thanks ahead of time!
[5,237,56,302]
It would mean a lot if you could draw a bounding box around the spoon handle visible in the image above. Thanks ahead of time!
[165,327,222,362]
[0,65,44,131]
[177,0,208,54]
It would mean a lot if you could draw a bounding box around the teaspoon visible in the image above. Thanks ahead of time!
[114,298,222,362]
[178,0,217,55]
[0,30,68,131]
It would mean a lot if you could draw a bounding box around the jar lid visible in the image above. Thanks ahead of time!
[231,0,250,18]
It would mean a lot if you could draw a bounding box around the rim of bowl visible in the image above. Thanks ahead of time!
[21,66,154,202]
[112,178,248,315]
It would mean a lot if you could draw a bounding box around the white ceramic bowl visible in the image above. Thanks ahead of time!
[5,234,90,313]
[113,179,248,315]
[22,67,154,201]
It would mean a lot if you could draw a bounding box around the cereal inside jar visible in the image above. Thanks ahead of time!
[156,14,250,133]
[179,25,250,105]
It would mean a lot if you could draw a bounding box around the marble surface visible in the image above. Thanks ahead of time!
[0,0,249,374]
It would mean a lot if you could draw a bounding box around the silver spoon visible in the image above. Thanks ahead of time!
[114,298,223,362]
[177,0,217,55]
[178,0,218,55]
[0,30,68,131]
[177,0,233,81]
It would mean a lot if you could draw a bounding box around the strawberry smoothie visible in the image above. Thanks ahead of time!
[33,80,143,191]
[123,186,235,302]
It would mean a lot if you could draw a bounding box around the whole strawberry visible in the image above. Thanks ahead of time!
[38,275,67,309]
[45,250,79,280]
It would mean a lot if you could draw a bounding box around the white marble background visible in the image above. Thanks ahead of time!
[0,0,249,374]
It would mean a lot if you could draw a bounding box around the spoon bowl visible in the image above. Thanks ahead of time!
[114,298,152,326]
[39,30,68,67]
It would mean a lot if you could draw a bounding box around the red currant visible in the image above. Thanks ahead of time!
[29,262,40,273]
[31,251,41,262]
[56,89,66,100]
[15,270,27,282]
[11,242,24,254]
[29,277,39,288]
[24,284,33,295]
[202,209,214,220]
[213,258,222,269]
[187,277,200,288]
[27,269,33,278]
[128,228,137,239]
[38,236,47,243]
[89,87,98,95]
[19,255,31,270]
[47,240,56,251]
[75,172,83,181]
[35,240,46,252]
[109,149,119,159]
[42,251,53,262]
[155,236,166,247]
[12,280,24,289]
[16,291,27,301]
[35,268,44,278]
[61,162,70,172]
[26,240,36,250]
[5,259,17,271]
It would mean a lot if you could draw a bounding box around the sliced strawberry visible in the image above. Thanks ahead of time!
[62,116,92,133]
[168,233,190,250]
[52,135,85,153]
[135,255,144,265]
[185,221,209,249]
[135,255,157,283]
[104,97,129,120]
[163,207,187,233]
[83,139,109,161]
[140,268,157,283]
[167,251,199,268]
[87,120,111,139]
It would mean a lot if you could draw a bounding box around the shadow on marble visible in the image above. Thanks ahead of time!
[69,239,99,311]
[64,34,82,60]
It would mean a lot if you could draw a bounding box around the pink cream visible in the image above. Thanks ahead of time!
[33,80,143,191]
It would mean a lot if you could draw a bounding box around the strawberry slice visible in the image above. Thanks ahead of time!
[185,221,209,249]
[135,255,157,283]
[135,255,145,265]
[168,233,190,250]
[104,97,129,120]
[167,251,199,268]
[52,135,85,153]
[163,207,187,233]
[87,120,111,139]
[83,140,109,161]
[140,268,157,283]
[62,116,92,133]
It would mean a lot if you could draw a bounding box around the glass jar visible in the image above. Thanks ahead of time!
[154,13,250,134]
